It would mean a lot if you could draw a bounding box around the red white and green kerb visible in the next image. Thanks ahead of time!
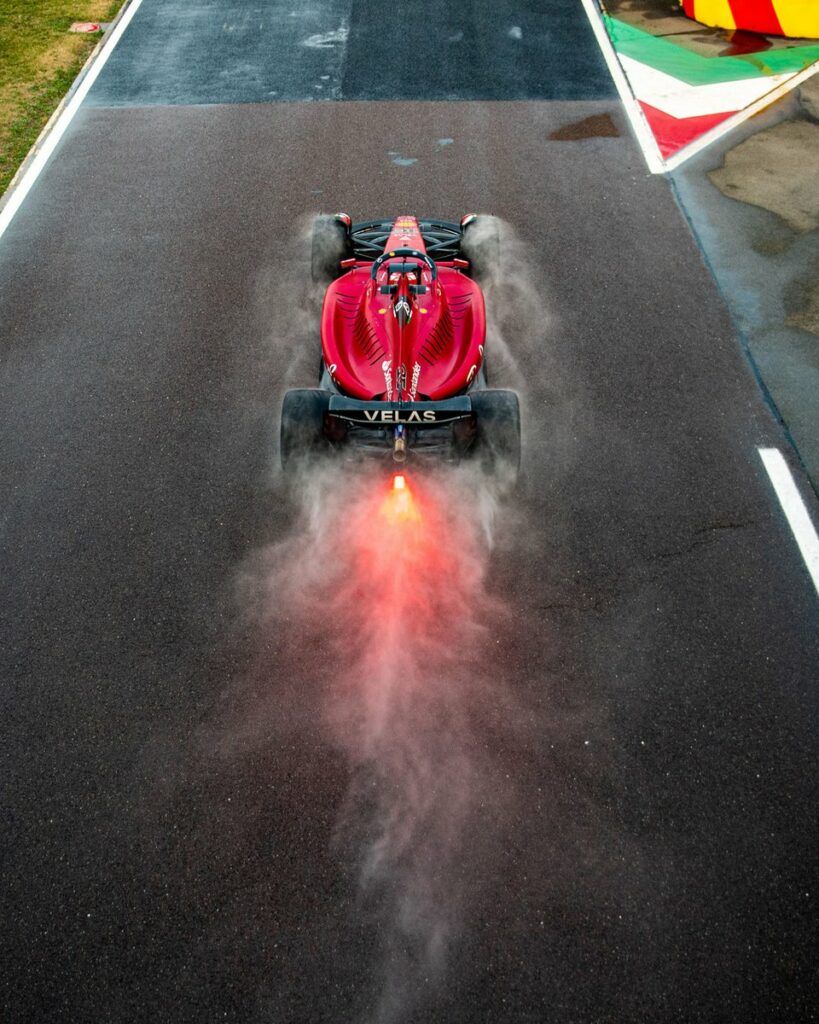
[585,6,819,172]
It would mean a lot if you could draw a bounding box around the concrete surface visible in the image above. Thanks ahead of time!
[709,120,819,233]
[672,85,819,485]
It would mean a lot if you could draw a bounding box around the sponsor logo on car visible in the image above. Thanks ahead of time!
[408,361,421,401]
[382,359,393,400]
[362,409,437,423]
[328,400,471,425]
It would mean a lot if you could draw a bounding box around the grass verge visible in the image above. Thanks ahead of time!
[0,0,124,196]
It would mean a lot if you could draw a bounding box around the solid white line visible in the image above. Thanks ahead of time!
[758,448,819,596]
[0,0,145,244]
[578,0,665,174]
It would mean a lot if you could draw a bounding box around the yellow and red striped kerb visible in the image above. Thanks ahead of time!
[683,0,819,38]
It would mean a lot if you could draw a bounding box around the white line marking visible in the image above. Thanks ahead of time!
[579,0,664,173]
[758,447,819,596]
[0,0,145,244]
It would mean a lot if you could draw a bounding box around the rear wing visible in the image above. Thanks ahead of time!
[327,395,471,426]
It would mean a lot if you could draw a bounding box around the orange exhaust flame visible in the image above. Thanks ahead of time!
[381,472,421,524]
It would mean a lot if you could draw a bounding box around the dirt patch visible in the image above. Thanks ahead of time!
[708,119,819,233]
[549,113,620,141]
[604,0,700,37]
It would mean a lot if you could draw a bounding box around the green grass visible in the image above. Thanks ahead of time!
[0,0,123,195]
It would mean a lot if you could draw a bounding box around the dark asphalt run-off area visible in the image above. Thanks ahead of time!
[0,2,817,1023]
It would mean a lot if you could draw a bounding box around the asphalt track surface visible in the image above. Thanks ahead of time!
[1,3,817,1022]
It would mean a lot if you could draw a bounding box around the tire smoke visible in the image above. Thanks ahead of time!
[248,461,519,1022]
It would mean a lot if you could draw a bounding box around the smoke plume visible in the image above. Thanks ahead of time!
[252,462,517,1021]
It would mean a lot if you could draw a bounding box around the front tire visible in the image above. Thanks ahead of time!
[311,215,353,284]
[461,214,501,283]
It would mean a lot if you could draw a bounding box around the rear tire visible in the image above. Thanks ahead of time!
[311,215,353,284]
[461,215,501,283]
[280,389,331,471]
[469,389,520,487]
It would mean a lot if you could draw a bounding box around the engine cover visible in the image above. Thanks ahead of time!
[320,216,486,402]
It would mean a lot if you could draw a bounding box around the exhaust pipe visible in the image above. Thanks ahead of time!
[393,425,407,463]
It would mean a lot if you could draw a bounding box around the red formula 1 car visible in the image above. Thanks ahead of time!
[280,214,520,478]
